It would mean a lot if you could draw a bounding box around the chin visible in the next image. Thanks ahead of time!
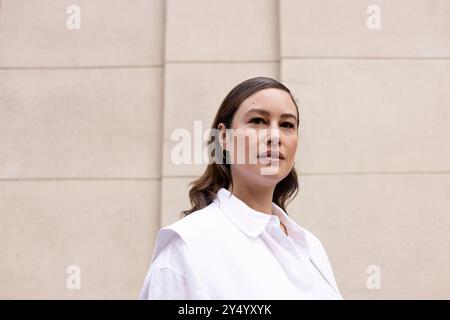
[257,162,289,176]
[255,168,287,186]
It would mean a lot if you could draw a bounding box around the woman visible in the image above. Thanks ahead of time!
[139,77,343,299]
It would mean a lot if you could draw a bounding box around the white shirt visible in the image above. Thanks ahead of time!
[139,187,343,300]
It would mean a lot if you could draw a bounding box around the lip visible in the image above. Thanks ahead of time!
[258,150,285,160]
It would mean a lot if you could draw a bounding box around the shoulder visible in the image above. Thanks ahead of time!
[149,232,187,269]
[300,226,328,253]
[298,225,342,296]
[300,225,334,267]
[170,201,224,231]
[139,232,210,299]
[150,201,224,262]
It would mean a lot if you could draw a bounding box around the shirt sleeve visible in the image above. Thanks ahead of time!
[139,232,209,300]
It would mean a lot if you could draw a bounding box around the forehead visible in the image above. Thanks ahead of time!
[235,88,298,118]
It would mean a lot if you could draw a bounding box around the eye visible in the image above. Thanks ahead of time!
[250,117,266,125]
[282,122,295,129]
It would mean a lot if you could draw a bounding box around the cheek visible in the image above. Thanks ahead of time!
[228,131,258,164]
[233,130,259,152]
[285,136,298,158]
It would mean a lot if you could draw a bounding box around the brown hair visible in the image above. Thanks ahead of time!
[180,76,300,217]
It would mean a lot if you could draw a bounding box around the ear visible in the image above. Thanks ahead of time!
[217,123,227,151]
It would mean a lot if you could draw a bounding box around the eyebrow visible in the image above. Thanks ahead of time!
[245,108,298,122]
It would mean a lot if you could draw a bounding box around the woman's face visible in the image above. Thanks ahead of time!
[219,88,299,188]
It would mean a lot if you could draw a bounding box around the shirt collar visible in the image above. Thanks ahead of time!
[214,187,309,251]
[214,187,272,238]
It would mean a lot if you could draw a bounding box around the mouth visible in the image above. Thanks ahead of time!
[258,150,285,160]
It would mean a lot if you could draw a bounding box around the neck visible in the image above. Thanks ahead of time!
[228,182,274,215]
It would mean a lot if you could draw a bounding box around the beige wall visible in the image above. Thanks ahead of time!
[0,0,449,299]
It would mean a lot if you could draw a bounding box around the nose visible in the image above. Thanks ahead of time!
[266,128,281,149]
